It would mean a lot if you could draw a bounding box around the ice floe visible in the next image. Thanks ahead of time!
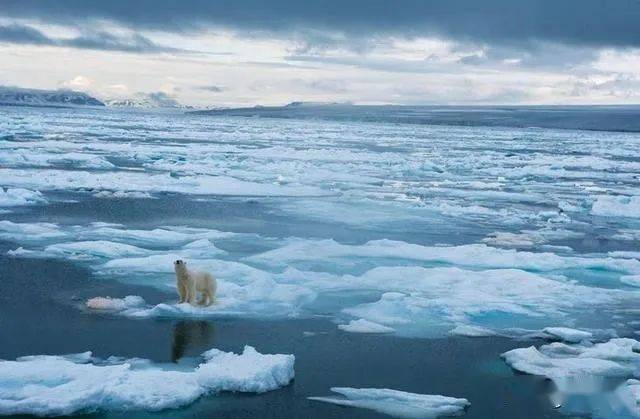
[249,239,640,274]
[0,346,294,415]
[92,190,154,199]
[503,337,640,417]
[541,327,594,343]
[621,275,640,287]
[45,241,149,259]
[0,168,332,197]
[0,188,46,207]
[592,195,640,218]
[449,325,497,337]
[86,295,146,310]
[309,387,470,418]
[338,319,395,334]
[4,218,640,335]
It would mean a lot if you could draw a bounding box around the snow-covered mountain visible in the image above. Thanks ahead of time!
[104,93,192,109]
[104,98,156,108]
[0,87,105,107]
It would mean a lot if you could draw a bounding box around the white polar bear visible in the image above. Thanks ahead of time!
[173,259,217,306]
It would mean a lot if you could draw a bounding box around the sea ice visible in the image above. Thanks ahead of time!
[502,338,640,387]
[45,241,149,259]
[0,346,294,416]
[449,325,497,337]
[592,195,640,218]
[338,319,395,334]
[542,327,594,343]
[503,338,640,417]
[249,239,640,274]
[621,275,640,287]
[309,387,470,418]
[86,295,146,310]
[0,188,46,207]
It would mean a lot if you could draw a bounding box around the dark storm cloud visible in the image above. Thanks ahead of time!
[0,23,179,53]
[1,0,640,48]
[0,24,55,45]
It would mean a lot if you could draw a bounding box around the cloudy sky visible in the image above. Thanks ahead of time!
[1,0,640,107]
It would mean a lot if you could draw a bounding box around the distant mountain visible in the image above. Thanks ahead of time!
[190,101,353,116]
[104,98,156,108]
[0,86,105,107]
[105,93,192,109]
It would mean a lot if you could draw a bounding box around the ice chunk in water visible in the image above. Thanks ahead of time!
[309,387,470,418]
[592,195,640,218]
[0,188,46,207]
[542,327,594,343]
[503,338,640,417]
[0,346,294,416]
[338,319,395,334]
[86,296,146,310]
[45,241,149,259]
[621,275,640,288]
[449,325,497,337]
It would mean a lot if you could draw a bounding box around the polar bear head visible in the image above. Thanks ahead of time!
[174,259,187,275]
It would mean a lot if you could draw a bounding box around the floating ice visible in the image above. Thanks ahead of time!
[86,295,146,310]
[83,225,235,247]
[309,387,470,418]
[621,275,640,287]
[502,338,640,386]
[92,190,153,199]
[482,228,582,248]
[0,168,331,197]
[0,151,115,169]
[0,188,46,207]
[45,241,150,259]
[542,327,594,343]
[0,220,66,241]
[338,319,395,334]
[592,195,640,218]
[449,325,497,337]
[503,338,640,417]
[249,239,640,274]
[338,266,628,330]
[0,346,294,416]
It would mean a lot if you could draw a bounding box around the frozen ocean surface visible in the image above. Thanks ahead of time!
[1,105,640,417]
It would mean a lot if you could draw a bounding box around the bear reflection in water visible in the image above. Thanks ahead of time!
[171,320,216,362]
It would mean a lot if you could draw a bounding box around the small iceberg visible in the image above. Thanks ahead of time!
[309,387,470,418]
[541,327,593,343]
[338,319,395,334]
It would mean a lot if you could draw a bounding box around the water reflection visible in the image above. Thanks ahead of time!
[171,320,215,362]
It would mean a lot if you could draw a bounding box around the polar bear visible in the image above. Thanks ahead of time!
[174,260,216,306]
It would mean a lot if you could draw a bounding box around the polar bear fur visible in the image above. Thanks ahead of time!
[174,260,216,306]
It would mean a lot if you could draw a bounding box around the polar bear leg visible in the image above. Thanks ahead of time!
[177,283,186,303]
